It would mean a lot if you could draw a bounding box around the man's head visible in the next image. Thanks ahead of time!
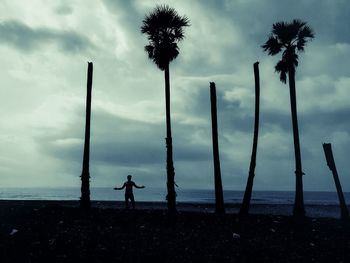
[127,175,132,181]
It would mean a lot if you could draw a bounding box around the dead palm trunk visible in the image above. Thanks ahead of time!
[210,82,225,214]
[164,63,176,212]
[240,62,260,215]
[288,68,305,217]
[80,62,93,209]
[322,143,349,219]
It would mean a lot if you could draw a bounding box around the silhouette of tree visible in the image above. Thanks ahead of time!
[240,62,260,216]
[141,5,189,213]
[323,143,349,219]
[80,62,93,209]
[210,82,225,214]
[262,20,314,217]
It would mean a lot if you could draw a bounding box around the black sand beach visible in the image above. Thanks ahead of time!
[0,200,349,262]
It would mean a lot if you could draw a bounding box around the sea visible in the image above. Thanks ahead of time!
[0,187,349,218]
[0,187,349,205]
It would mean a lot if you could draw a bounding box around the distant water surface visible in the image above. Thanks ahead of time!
[0,187,349,205]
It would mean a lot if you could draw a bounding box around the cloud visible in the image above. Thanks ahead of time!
[54,4,73,15]
[0,0,349,192]
[35,107,213,166]
[0,20,93,53]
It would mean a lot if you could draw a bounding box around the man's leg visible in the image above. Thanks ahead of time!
[124,194,129,209]
[130,194,135,209]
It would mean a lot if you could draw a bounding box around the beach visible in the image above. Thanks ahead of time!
[0,200,349,262]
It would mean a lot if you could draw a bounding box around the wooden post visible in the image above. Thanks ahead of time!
[322,143,349,219]
[210,82,225,214]
[80,62,93,209]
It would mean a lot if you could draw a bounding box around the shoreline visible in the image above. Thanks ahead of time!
[0,199,347,219]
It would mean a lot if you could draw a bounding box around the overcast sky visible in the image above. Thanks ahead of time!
[0,0,349,193]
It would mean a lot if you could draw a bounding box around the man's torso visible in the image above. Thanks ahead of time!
[125,181,135,194]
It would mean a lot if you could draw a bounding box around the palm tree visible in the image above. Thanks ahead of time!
[240,62,260,216]
[80,62,93,209]
[141,5,189,212]
[262,20,314,217]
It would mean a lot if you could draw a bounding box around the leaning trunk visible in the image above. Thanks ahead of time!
[210,82,225,214]
[288,68,305,217]
[322,143,349,219]
[240,62,260,215]
[80,62,93,209]
[164,63,176,212]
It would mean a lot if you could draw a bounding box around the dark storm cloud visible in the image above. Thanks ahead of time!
[301,107,350,133]
[221,0,350,44]
[261,111,290,131]
[36,108,212,168]
[219,95,255,134]
[233,105,350,143]
[0,20,93,53]
[243,100,350,144]
[101,0,144,41]
[175,0,350,77]
[178,83,257,134]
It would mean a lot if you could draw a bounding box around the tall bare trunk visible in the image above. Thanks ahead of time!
[240,62,260,215]
[323,143,349,219]
[288,68,305,217]
[80,62,93,209]
[164,63,176,212]
[210,82,225,214]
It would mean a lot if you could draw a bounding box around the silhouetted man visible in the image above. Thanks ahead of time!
[114,175,145,209]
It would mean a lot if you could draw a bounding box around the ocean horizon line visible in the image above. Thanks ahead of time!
[0,186,347,193]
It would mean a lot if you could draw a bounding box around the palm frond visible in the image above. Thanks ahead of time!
[261,35,283,55]
[286,20,303,42]
[296,38,306,51]
[144,45,154,59]
[298,25,314,39]
[290,19,306,36]
[282,48,299,69]
[292,19,306,27]
[272,21,291,44]
[263,19,314,81]
[296,23,314,51]
[297,26,314,51]
[275,60,288,84]
[272,21,287,36]
[141,5,189,36]
[141,5,189,70]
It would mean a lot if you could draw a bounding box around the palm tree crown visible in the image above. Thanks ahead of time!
[141,5,190,71]
[262,19,314,83]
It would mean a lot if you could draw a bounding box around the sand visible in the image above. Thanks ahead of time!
[0,200,349,262]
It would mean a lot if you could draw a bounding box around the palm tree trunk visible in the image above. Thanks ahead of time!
[288,68,305,217]
[322,143,349,219]
[240,62,260,215]
[210,82,225,214]
[164,63,176,212]
[80,62,93,209]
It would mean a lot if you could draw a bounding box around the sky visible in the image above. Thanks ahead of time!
[0,0,349,193]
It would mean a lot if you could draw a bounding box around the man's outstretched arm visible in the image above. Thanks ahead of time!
[133,182,145,189]
[114,183,126,190]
